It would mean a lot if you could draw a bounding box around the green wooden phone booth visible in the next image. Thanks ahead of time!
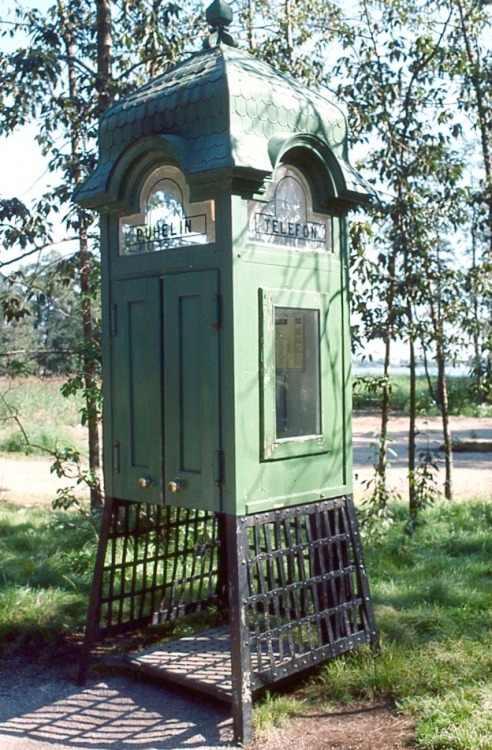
[76,2,378,744]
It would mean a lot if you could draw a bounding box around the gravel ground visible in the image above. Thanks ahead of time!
[0,658,236,750]
[0,658,413,750]
[353,414,492,500]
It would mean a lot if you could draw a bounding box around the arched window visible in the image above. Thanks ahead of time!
[248,164,333,251]
[120,165,215,254]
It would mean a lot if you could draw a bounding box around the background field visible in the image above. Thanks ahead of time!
[0,377,87,457]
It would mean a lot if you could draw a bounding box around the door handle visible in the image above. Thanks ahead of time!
[138,476,153,490]
[167,478,185,494]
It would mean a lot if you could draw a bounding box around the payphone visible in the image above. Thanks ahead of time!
[76,2,378,744]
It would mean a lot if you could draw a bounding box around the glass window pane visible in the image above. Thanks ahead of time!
[275,307,321,438]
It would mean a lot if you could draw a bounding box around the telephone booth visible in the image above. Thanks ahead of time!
[75,2,378,744]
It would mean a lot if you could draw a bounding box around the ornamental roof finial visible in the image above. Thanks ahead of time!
[205,0,238,48]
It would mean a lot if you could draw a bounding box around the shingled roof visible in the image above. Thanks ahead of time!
[75,26,371,208]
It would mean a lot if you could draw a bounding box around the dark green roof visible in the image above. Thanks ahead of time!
[76,43,369,208]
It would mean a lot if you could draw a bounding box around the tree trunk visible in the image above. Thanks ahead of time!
[421,342,437,405]
[455,0,492,253]
[408,323,417,517]
[377,329,391,481]
[79,219,102,509]
[471,206,484,401]
[437,350,453,501]
[284,0,293,62]
[248,0,256,51]
[456,0,492,386]
[59,0,104,510]
[96,0,113,116]
[429,293,454,501]
[376,248,397,487]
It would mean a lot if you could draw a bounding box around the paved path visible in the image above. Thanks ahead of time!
[0,668,235,750]
[353,415,492,499]
[2,416,491,507]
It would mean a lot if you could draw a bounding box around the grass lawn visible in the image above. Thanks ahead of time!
[0,376,87,456]
[0,503,95,652]
[310,498,492,748]
[0,496,491,748]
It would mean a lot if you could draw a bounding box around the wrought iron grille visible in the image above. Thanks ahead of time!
[243,497,376,688]
[82,494,377,710]
[96,499,222,637]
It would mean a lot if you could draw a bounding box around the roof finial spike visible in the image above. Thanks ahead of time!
[205,0,238,48]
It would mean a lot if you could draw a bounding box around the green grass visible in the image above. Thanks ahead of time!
[297,498,492,749]
[0,376,87,456]
[0,502,96,653]
[353,374,492,417]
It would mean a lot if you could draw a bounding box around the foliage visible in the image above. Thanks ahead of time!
[50,445,102,518]
[235,0,345,82]
[0,253,89,376]
[405,448,442,535]
[358,470,398,541]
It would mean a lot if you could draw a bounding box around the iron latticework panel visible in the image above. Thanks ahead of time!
[242,497,377,689]
[95,499,222,637]
[80,493,377,742]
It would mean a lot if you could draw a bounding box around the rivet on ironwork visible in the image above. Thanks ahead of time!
[204,0,238,48]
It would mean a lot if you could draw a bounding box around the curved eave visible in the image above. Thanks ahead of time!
[337,157,376,206]
[73,44,370,211]
[74,162,114,210]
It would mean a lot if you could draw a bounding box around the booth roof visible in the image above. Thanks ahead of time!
[75,43,361,208]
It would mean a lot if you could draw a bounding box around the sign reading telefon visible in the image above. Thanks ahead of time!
[248,164,332,250]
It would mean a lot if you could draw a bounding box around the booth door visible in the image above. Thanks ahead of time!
[162,270,221,511]
[110,277,163,504]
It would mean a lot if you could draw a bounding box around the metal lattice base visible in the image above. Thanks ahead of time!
[241,497,378,689]
[93,499,224,638]
[128,626,233,702]
[79,495,377,745]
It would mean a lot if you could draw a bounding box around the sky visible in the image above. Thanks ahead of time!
[0,0,54,198]
[0,127,53,202]
[0,0,61,267]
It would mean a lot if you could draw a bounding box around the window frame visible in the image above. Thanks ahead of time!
[259,287,330,461]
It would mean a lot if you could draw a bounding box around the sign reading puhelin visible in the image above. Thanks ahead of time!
[248,165,332,251]
[123,214,208,253]
[120,166,215,254]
